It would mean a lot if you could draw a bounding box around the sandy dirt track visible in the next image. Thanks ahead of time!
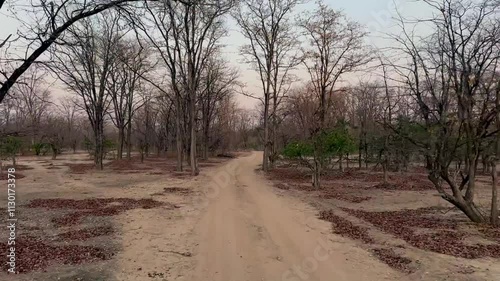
[188,152,405,281]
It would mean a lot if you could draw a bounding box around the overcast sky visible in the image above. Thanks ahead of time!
[225,0,431,109]
[0,0,431,109]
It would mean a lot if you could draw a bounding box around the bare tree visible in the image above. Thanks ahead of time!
[233,0,301,172]
[50,13,121,170]
[59,96,81,153]
[131,0,233,175]
[299,0,370,187]
[199,55,239,159]
[0,0,143,103]
[10,66,52,145]
[492,74,500,226]
[108,39,150,159]
[387,0,500,223]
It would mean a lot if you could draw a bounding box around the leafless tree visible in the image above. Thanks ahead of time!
[50,12,121,170]
[10,66,52,144]
[387,0,500,223]
[0,0,143,103]
[131,0,233,175]
[299,0,370,187]
[350,82,383,169]
[233,0,301,172]
[199,55,239,159]
[108,39,150,159]
[59,96,81,153]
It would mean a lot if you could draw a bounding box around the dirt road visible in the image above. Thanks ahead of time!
[190,152,406,281]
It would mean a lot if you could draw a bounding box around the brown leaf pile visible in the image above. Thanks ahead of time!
[478,225,500,242]
[372,248,414,273]
[27,198,168,227]
[268,167,434,191]
[343,207,500,259]
[106,159,151,171]
[0,237,114,273]
[319,210,375,244]
[267,168,310,182]
[14,164,34,171]
[319,188,371,203]
[274,183,290,190]
[46,166,62,170]
[272,181,371,203]
[0,173,26,180]
[65,163,95,174]
[57,225,114,241]
[366,182,434,191]
[160,187,193,195]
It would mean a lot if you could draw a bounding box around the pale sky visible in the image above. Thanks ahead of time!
[224,0,432,109]
[0,0,431,109]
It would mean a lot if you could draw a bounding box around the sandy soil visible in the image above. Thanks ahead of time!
[0,151,412,280]
[188,152,406,281]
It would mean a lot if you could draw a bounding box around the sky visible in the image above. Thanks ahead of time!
[0,0,432,109]
[223,0,432,109]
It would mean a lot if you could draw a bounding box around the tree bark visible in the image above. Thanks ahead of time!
[358,137,362,169]
[491,160,498,226]
[175,96,183,172]
[94,121,104,170]
[117,127,124,160]
[126,117,132,160]
[263,92,270,172]
[312,156,321,188]
[339,154,343,172]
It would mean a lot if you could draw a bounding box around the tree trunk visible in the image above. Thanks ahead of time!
[365,140,369,169]
[383,158,388,184]
[190,114,198,176]
[270,93,278,169]
[483,156,490,174]
[51,145,57,160]
[126,119,132,160]
[491,160,498,226]
[492,84,500,226]
[339,154,343,172]
[94,122,104,170]
[462,204,486,223]
[312,156,321,188]
[203,117,210,160]
[175,97,183,172]
[117,127,124,160]
[263,92,270,172]
[358,137,362,169]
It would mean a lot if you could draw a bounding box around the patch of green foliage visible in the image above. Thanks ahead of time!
[32,142,49,156]
[0,136,22,164]
[283,122,356,161]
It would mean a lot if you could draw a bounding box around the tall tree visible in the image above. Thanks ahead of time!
[388,0,500,223]
[108,40,150,159]
[233,0,301,172]
[199,55,239,159]
[50,12,121,170]
[299,1,370,187]
[132,0,233,175]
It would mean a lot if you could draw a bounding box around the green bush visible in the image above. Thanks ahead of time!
[32,142,49,156]
[0,136,22,165]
